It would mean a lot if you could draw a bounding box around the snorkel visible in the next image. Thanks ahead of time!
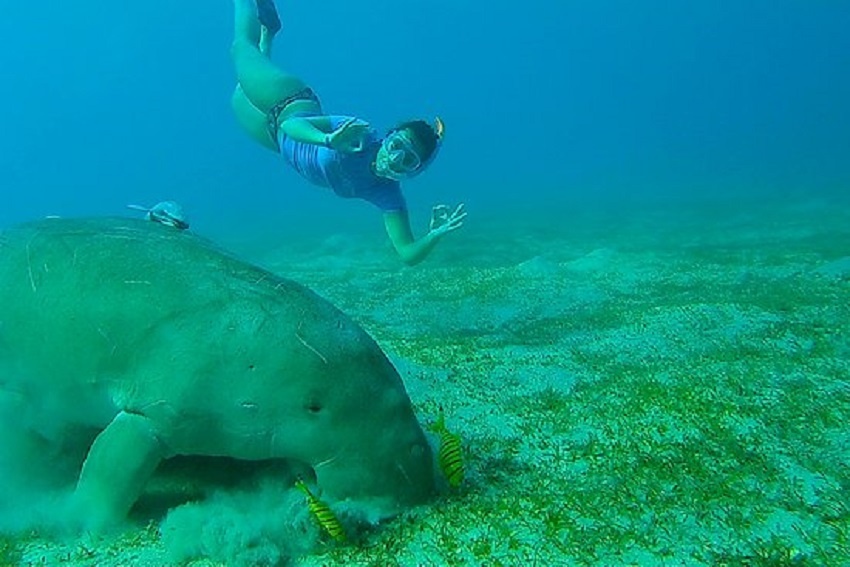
[419,116,445,170]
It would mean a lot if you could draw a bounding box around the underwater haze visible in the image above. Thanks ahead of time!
[0,1,847,230]
[1,1,850,566]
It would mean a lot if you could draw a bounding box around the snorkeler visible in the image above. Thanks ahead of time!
[229,0,466,265]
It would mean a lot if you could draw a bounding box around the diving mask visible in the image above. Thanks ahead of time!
[384,131,422,174]
[377,117,445,180]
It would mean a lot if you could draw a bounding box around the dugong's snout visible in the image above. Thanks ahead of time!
[259,331,441,518]
[274,359,438,519]
[312,423,437,519]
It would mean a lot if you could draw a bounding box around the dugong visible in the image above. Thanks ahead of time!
[0,217,436,528]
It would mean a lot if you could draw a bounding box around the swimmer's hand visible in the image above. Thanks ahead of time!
[428,203,466,237]
[326,118,370,153]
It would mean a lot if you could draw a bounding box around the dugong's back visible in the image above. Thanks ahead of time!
[0,217,328,388]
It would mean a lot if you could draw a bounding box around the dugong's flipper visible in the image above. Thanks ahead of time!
[72,411,165,529]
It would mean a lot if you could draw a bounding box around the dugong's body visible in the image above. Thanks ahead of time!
[0,218,435,527]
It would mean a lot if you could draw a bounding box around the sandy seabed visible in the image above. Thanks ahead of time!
[3,195,849,566]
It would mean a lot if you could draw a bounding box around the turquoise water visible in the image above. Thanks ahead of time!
[0,1,849,565]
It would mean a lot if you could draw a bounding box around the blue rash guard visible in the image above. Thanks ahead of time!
[278,115,407,213]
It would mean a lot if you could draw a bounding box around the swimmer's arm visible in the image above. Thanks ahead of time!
[278,116,335,145]
[386,203,466,265]
[383,210,440,266]
[279,117,369,151]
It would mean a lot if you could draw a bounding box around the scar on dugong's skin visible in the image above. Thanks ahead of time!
[0,217,436,529]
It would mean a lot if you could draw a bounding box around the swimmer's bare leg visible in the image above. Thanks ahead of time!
[230,85,280,152]
[231,0,309,112]
[232,0,262,50]
[232,0,277,58]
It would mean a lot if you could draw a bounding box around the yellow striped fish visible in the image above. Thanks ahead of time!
[428,409,464,488]
[294,479,346,542]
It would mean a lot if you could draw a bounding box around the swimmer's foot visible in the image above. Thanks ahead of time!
[256,0,281,36]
